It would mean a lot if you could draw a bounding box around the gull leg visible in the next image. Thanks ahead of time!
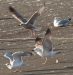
[42,57,47,64]
[32,31,36,37]
[29,30,33,37]
[19,69,22,72]
[19,67,22,72]
[13,70,22,73]
[31,30,36,37]
[13,67,21,73]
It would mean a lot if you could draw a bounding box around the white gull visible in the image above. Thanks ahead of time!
[53,17,71,27]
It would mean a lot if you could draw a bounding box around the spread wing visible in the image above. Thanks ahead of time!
[4,52,13,61]
[9,6,27,24]
[43,38,53,51]
[42,28,53,52]
[26,6,45,25]
[12,51,32,60]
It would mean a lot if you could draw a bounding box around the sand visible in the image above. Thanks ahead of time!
[0,0,73,75]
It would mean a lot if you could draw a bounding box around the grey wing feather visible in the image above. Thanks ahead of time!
[43,39,53,52]
[4,52,13,61]
[26,6,45,25]
[42,31,53,52]
[12,51,32,59]
[12,51,25,57]
[59,20,69,25]
[21,51,33,56]
[9,6,27,24]
[12,51,24,60]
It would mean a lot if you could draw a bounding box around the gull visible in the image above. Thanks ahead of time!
[32,28,61,64]
[9,5,45,36]
[4,51,33,72]
[53,17,71,27]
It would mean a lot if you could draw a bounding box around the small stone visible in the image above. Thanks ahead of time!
[56,59,59,63]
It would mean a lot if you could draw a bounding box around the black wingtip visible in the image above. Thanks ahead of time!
[45,28,51,35]
[9,6,15,12]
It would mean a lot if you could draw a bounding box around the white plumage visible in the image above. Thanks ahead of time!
[53,17,71,27]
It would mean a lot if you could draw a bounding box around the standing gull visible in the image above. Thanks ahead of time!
[53,17,71,27]
[4,51,33,72]
[9,5,45,36]
[32,28,61,64]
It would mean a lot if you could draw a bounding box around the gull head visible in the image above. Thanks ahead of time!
[68,18,71,21]
[35,37,42,48]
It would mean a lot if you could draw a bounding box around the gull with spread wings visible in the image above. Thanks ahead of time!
[32,28,61,64]
[9,5,45,36]
[4,51,33,72]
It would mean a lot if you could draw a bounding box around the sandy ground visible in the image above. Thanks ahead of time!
[0,0,73,75]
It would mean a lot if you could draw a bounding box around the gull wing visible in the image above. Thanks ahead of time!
[12,51,25,60]
[12,51,32,60]
[9,6,27,24]
[4,52,13,61]
[43,38,53,52]
[42,29,53,52]
[58,19,70,26]
[26,5,45,25]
